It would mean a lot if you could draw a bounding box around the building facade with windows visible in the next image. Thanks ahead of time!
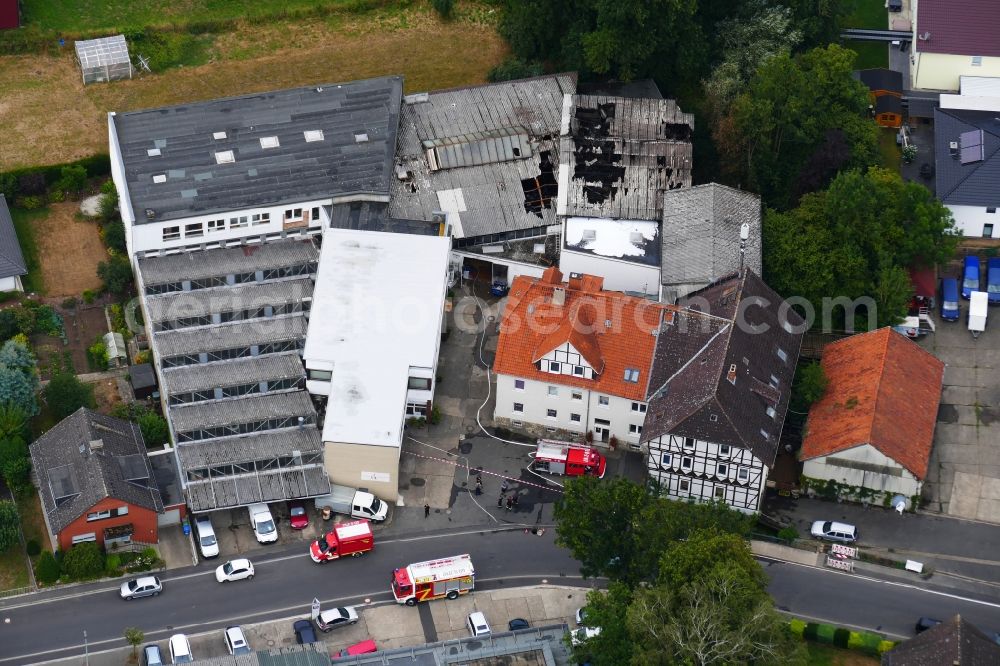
[493,267,666,448]
[643,270,804,513]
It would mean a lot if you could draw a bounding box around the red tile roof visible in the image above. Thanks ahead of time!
[494,267,666,401]
[801,328,944,480]
[916,0,1000,58]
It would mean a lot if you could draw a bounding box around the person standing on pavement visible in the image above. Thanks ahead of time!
[501,479,509,493]
[512,494,519,509]
[424,503,430,518]
[497,494,504,508]
[505,495,513,511]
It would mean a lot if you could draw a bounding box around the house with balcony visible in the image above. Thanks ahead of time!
[643,270,804,513]
[492,266,667,448]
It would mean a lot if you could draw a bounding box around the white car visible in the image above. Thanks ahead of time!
[194,515,219,559]
[215,558,255,583]
[810,520,858,543]
[119,575,162,600]
[223,626,251,655]
[467,611,491,637]
[168,634,193,664]
[248,503,278,544]
[571,626,601,646]
[315,606,359,632]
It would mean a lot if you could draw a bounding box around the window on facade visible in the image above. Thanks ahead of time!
[285,208,304,221]
[573,365,584,376]
[682,456,692,470]
[769,374,780,388]
[570,413,581,423]
[598,395,610,407]
[679,480,689,492]
[514,379,525,390]
[972,56,983,66]
[632,402,647,413]
[719,444,730,457]
[546,408,557,419]
[87,506,128,522]
[987,207,997,214]
[513,402,524,413]
[714,487,725,498]
[766,406,776,419]
[985,224,995,238]
[738,468,749,483]
[623,368,640,383]
[311,207,320,222]
[308,369,332,381]
[683,437,695,451]
[406,402,428,417]
[184,223,204,238]
[72,533,97,544]
[717,464,728,476]
[660,453,672,468]
[629,424,642,435]
[548,386,558,397]
[407,377,432,391]
[230,216,249,228]
[163,226,180,241]
[251,213,269,226]
[207,219,225,233]
[776,347,787,362]
[571,391,582,401]
[549,361,561,373]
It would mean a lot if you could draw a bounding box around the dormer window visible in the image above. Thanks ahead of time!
[573,365,584,376]
[683,437,695,451]
[623,368,640,383]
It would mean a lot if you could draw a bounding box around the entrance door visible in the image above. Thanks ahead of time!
[594,426,610,443]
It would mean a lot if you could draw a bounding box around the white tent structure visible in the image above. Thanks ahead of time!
[74,35,133,85]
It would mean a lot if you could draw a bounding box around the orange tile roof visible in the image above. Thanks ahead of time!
[800,328,944,480]
[494,267,666,401]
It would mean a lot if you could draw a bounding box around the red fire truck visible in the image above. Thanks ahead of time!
[532,440,607,478]
[309,520,374,563]
[391,554,475,606]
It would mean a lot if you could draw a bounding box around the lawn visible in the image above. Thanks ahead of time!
[0,543,30,592]
[846,0,888,30]
[878,128,902,173]
[846,41,889,69]
[17,490,50,556]
[806,642,880,665]
[21,0,390,32]
[9,207,45,294]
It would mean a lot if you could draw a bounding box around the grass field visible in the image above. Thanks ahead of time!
[846,40,889,69]
[847,0,888,30]
[0,6,507,171]
[0,543,30,592]
[806,642,880,665]
[9,207,46,294]
[878,128,902,173]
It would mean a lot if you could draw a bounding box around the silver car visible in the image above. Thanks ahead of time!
[120,576,162,600]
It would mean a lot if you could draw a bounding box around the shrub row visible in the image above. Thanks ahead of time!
[0,155,111,202]
[789,618,896,657]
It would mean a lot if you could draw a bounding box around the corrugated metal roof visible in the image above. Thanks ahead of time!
[175,427,322,469]
[185,463,330,511]
[112,76,403,223]
[145,277,313,323]
[138,239,317,286]
[171,390,314,433]
[153,314,306,357]
[161,352,304,396]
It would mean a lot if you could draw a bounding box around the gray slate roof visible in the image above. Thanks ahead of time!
[388,74,576,239]
[881,614,1000,665]
[111,76,403,223]
[29,409,163,533]
[934,108,1000,206]
[0,195,28,280]
[559,94,693,221]
[138,239,318,287]
[161,352,304,396]
[170,390,314,433]
[154,314,306,358]
[643,270,804,466]
[661,184,762,301]
[145,277,313,323]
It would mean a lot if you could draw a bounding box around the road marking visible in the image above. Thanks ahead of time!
[0,525,557,611]
[0,576,596,664]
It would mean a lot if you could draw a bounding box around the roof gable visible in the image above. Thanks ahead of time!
[801,328,944,479]
[882,614,1000,664]
[0,196,28,279]
[915,0,1000,58]
[934,108,1000,207]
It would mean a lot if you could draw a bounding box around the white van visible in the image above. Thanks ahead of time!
[247,503,278,544]
[194,515,219,558]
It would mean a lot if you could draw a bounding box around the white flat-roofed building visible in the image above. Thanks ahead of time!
[304,228,451,500]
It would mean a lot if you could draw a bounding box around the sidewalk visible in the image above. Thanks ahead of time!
[35,584,591,665]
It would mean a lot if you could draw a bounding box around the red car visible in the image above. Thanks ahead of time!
[287,500,309,530]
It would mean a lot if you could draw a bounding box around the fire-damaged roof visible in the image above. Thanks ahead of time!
[558,94,693,221]
[642,270,804,466]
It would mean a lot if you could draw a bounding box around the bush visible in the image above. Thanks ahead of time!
[105,553,122,576]
[61,542,105,580]
[789,619,806,638]
[488,57,544,83]
[97,256,134,296]
[55,165,88,197]
[61,296,78,309]
[777,526,799,543]
[428,405,442,426]
[103,220,127,255]
[82,289,96,304]
[833,627,851,648]
[0,500,18,552]
[34,305,64,337]
[0,155,111,201]
[15,196,43,210]
[43,373,96,420]
[430,0,454,18]
[138,412,169,448]
[25,539,41,557]
[803,623,818,642]
[35,551,61,584]
[87,340,109,371]
[46,189,65,204]
[878,640,897,654]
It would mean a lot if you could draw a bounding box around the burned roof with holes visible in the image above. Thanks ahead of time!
[661,184,762,302]
[642,270,803,466]
[388,74,576,240]
[111,76,403,223]
[934,108,1000,206]
[558,95,693,221]
[29,408,163,533]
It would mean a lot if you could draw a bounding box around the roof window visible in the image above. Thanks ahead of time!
[152,174,167,184]
[304,130,324,142]
[213,131,227,140]
[215,150,235,164]
[260,136,280,149]
[354,133,369,143]
[147,148,161,157]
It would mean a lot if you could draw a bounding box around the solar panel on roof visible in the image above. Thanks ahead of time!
[960,145,984,164]
[49,465,80,505]
[117,454,150,482]
[960,129,983,148]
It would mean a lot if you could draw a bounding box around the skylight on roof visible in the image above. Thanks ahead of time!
[147,148,161,157]
[304,130,324,143]
[213,131,227,140]
[260,136,280,149]
[215,150,235,164]
[152,174,167,184]
[354,133,369,143]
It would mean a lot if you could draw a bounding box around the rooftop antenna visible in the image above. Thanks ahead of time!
[137,54,151,73]
[739,222,750,272]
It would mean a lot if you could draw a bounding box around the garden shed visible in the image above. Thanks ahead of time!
[74,35,134,84]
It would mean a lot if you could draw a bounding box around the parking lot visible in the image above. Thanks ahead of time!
[193,502,327,563]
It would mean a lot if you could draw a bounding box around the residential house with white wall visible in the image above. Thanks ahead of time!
[643,270,804,513]
[911,0,1000,91]
[492,266,667,449]
[800,328,944,502]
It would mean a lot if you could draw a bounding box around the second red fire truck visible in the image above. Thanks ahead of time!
[532,440,607,478]
[391,554,475,605]
[309,520,374,563]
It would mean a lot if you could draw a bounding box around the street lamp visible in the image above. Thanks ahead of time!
[83,630,89,666]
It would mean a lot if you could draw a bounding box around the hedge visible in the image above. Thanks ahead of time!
[0,154,111,201]
[792,620,897,657]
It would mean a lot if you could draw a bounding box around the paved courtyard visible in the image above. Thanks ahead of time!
[918,292,1000,522]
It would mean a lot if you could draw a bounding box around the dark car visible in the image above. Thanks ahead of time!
[963,256,980,299]
[293,619,317,645]
[142,644,164,666]
[916,617,942,633]
[987,258,1000,304]
[508,618,530,631]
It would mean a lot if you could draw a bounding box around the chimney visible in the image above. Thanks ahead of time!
[568,272,583,291]
[541,266,564,285]
[88,439,104,453]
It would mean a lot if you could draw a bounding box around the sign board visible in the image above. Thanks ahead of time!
[830,544,857,559]
[905,560,924,574]
[825,556,854,572]
[361,471,391,483]
[311,597,321,620]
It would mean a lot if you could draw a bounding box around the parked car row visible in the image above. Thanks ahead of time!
[141,626,249,665]
[957,256,1000,303]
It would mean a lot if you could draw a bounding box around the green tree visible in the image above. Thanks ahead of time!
[55,165,88,197]
[138,412,169,448]
[790,360,828,413]
[571,583,635,665]
[103,220,127,253]
[61,541,105,579]
[97,255,134,296]
[0,310,17,342]
[43,373,96,421]
[0,339,39,416]
[0,438,31,496]
[124,627,145,661]
[35,550,61,584]
[488,57,544,83]
[0,404,28,441]
[0,500,19,552]
[430,0,454,19]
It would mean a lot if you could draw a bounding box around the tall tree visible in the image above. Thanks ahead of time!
[43,374,96,421]
[0,340,39,416]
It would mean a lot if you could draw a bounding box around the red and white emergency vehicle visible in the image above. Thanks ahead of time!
[532,440,607,478]
[391,554,475,605]
[309,520,374,563]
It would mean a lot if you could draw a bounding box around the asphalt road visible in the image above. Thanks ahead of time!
[0,527,583,665]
